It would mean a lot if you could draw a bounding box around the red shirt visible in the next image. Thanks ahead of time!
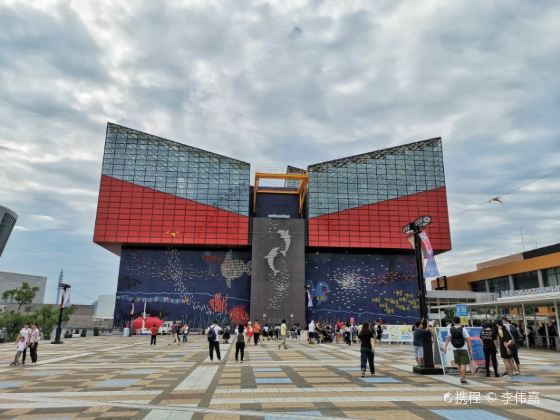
[150,326,158,336]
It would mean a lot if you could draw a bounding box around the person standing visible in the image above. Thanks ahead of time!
[29,323,40,364]
[358,321,375,376]
[343,322,352,346]
[207,320,223,362]
[278,319,288,350]
[182,323,189,343]
[507,321,522,375]
[223,325,231,344]
[253,320,261,345]
[308,320,316,344]
[150,323,158,345]
[10,336,27,366]
[16,324,30,366]
[168,322,177,345]
[235,325,246,362]
[376,323,383,345]
[480,321,499,377]
[413,321,429,367]
[443,317,472,384]
[497,319,515,378]
[245,321,253,345]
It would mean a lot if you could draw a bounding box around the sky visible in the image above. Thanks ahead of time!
[0,0,559,304]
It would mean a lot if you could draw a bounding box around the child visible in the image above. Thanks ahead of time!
[10,336,27,366]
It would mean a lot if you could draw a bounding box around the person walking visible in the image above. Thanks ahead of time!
[253,320,261,345]
[207,320,223,362]
[497,319,515,379]
[358,321,376,376]
[507,321,522,375]
[168,321,178,345]
[375,323,383,345]
[150,323,158,345]
[29,323,40,365]
[235,325,246,362]
[223,325,231,344]
[10,336,27,366]
[443,317,472,384]
[480,321,499,377]
[16,324,30,366]
[278,319,288,350]
[343,322,352,346]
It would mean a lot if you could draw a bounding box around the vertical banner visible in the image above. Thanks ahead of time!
[62,289,71,308]
[419,231,440,278]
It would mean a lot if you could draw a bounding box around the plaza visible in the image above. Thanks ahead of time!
[0,335,559,419]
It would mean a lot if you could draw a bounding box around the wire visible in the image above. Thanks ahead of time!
[455,167,560,216]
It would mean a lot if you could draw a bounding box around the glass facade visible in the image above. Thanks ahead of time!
[471,280,487,292]
[0,206,17,257]
[488,276,511,293]
[306,138,451,250]
[102,124,250,215]
[512,271,540,290]
[544,267,560,287]
[94,124,250,248]
[307,138,445,218]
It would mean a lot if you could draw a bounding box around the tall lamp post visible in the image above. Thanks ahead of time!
[51,282,71,344]
[402,215,443,375]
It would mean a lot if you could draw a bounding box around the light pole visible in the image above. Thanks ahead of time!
[402,215,443,374]
[51,282,71,344]
[129,299,135,337]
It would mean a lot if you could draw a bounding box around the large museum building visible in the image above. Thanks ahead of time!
[94,123,451,328]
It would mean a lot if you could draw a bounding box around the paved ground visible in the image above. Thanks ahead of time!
[0,335,558,419]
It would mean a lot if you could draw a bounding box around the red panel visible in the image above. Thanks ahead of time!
[93,175,249,247]
[308,187,451,251]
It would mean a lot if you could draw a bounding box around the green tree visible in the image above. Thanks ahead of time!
[0,311,33,341]
[2,282,40,312]
[34,304,76,339]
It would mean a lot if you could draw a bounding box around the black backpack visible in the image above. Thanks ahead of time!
[450,326,465,348]
[207,326,217,342]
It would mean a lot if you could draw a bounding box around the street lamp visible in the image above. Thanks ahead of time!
[402,215,443,374]
[51,282,71,344]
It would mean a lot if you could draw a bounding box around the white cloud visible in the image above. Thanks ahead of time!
[0,0,559,302]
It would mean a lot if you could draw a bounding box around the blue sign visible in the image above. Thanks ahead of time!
[455,304,468,317]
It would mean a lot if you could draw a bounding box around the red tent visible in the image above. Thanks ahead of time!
[132,316,163,331]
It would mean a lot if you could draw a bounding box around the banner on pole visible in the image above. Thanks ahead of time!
[419,231,440,278]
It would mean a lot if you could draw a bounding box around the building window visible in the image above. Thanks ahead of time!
[512,271,539,290]
[488,276,510,293]
[471,280,486,292]
[544,267,560,287]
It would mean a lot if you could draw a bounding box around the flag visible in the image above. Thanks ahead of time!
[307,290,313,308]
[130,301,135,315]
[419,231,440,278]
[62,289,71,308]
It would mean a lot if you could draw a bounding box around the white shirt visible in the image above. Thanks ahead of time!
[29,328,40,344]
[309,322,315,333]
[19,328,29,342]
[17,341,26,352]
[447,325,470,350]
[207,325,222,342]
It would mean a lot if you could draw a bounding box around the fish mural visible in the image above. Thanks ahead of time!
[313,281,331,305]
[209,292,229,313]
[220,250,251,288]
[277,230,291,256]
[264,247,280,276]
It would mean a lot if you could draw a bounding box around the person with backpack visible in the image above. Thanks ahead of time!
[479,321,500,377]
[235,325,246,362]
[443,316,472,384]
[206,320,223,362]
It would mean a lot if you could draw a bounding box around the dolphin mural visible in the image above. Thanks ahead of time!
[264,247,280,276]
[277,229,291,256]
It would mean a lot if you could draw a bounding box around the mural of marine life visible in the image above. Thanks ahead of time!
[229,305,250,325]
[209,292,229,313]
[313,281,331,305]
[264,247,280,276]
[220,250,251,287]
[277,229,291,256]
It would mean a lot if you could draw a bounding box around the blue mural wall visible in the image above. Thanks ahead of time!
[306,251,420,324]
[114,247,251,328]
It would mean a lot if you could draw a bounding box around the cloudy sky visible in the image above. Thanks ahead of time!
[1,0,559,304]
